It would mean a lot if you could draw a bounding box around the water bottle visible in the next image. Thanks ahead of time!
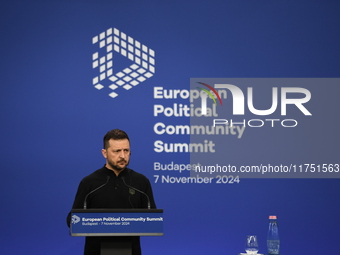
[267,215,280,255]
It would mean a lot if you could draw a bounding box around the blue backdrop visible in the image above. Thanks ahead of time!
[1,1,340,254]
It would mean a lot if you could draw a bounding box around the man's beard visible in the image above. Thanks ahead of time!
[108,159,129,171]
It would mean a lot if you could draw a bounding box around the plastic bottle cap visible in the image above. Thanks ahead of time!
[269,215,277,219]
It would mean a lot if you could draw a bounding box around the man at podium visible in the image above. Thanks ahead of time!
[67,129,156,255]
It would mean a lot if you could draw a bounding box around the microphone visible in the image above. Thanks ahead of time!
[83,176,110,209]
[121,177,151,209]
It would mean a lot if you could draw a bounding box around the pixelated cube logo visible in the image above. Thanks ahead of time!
[92,28,155,98]
[71,215,80,224]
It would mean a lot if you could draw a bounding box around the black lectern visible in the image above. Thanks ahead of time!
[70,209,163,255]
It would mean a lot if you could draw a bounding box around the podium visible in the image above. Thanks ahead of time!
[70,209,163,255]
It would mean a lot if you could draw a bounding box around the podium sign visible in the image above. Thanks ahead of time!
[70,209,163,236]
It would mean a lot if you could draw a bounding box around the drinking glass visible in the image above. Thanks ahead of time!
[245,235,259,254]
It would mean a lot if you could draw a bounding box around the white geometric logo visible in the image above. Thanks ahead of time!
[92,28,155,98]
[72,215,81,224]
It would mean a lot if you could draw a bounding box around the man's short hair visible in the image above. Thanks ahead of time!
[103,129,130,149]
